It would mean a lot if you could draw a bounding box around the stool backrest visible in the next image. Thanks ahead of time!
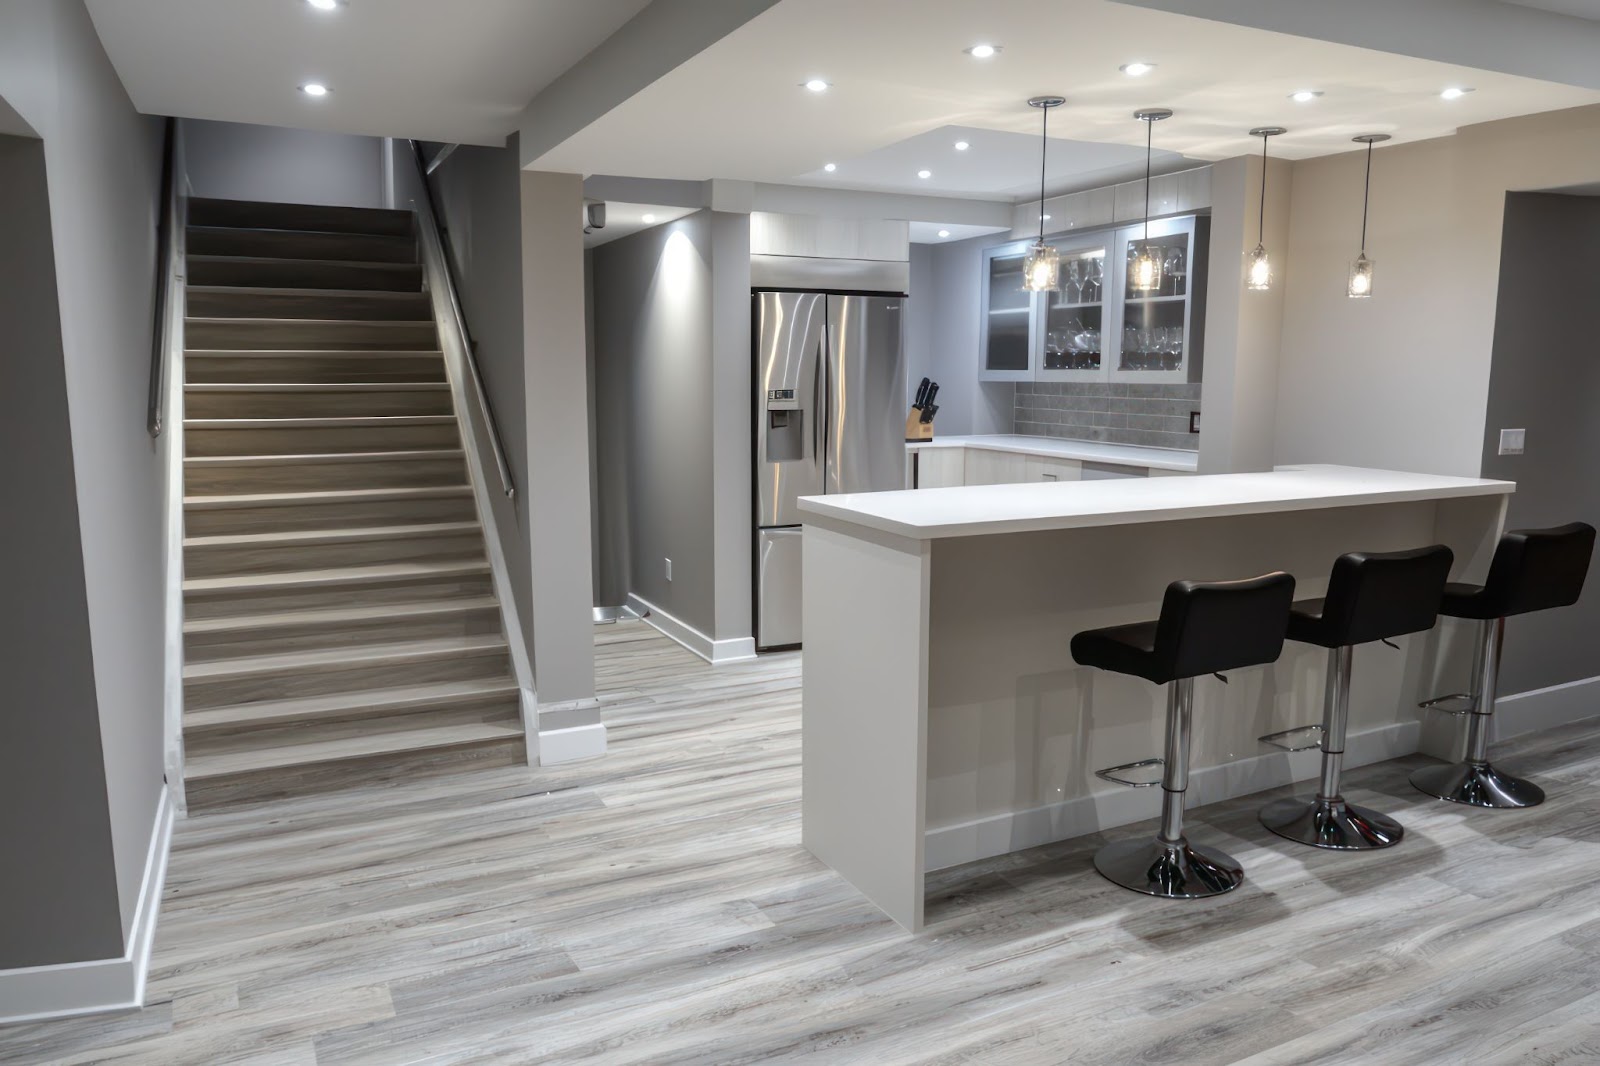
[1155,571,1296,680]
[1481,522,1596,618]
[1322,545,1455,646]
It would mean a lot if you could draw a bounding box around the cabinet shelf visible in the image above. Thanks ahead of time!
[987,307,1031,316]
[1124,294,1187,304]
[1049,301,1103,310]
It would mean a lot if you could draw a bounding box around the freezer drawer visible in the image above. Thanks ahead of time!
[756,527,804,650]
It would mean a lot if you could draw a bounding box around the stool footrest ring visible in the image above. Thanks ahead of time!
[1258,724,1324,752]
[1094,757,1164,788]
[1418,693,1476,715]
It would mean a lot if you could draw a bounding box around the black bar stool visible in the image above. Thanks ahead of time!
[1258,546,1455,849]
[1413,522,1596,808]
[1073,572,1296,898]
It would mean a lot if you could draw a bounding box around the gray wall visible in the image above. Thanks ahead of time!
[183,118,386,208]
[1015,383,1202,451]
[912,235,1016,437]
[591,214,719,634]
[427,141,535,676]
[1480,192,1600,694]
[0,0,165,965]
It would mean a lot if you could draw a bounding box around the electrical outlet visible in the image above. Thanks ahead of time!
[665,558,672,581]
[1498,428,1526,456]
[1189,411,1202,434]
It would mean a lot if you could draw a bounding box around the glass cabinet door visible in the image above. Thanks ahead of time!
[979,242,1036,381]
[1037,242,1106,382]
[1111,216,1198,384]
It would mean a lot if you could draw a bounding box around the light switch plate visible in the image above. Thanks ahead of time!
[1498,428,1525,456]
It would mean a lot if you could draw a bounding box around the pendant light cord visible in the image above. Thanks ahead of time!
[1142,116,1153,243]
[1037,105,1048,243]
[1359,139,1373,254]
[1257,133,1268,244]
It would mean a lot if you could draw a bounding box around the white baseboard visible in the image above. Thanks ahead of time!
[1492,674,1600,742]
[625,593,757,664]
[538,722,608,764]
[924,720,1420,872]
[0,786,174,1024]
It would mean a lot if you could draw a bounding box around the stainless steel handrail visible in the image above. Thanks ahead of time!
[407,139,516,500]
[147,116,182,438]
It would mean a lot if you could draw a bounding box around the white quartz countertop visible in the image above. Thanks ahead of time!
[905,434,1199,472]
[799,465,1513,541]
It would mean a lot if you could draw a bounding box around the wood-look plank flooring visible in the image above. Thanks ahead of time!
[6,620,1600,1064]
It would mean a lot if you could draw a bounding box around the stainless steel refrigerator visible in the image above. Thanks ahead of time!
[755,291,906,650]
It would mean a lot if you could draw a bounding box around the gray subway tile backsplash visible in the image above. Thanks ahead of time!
[1011,382,1200,451]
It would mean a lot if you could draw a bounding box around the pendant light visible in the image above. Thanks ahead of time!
[1347,133,1390,298]
[1130,108,1173,292]
[1023,95,1066,292]
[1245,126,1286,291]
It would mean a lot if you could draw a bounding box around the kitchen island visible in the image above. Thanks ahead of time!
[799,465,1513,930]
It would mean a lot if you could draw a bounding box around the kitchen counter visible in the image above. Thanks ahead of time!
[905,434,1199,473]
[800,465,1511,931]
[800,464,1511,541]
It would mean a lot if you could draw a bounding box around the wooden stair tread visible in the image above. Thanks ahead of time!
[182,721,523,780]
[185,521,479,550]
[184,633,508,681]
[184,559,490,596]
[185,485,471,509]
[185,382,450,393]
[189,254,419,270]
[185,595,501,635]
[185,449,464,468]
[187,285,428,301]
[185,415,454,428]
[183,677,520,733]
[186,316,432,326]
[186,352,442,362]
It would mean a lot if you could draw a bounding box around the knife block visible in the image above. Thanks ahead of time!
[904,408,934,443]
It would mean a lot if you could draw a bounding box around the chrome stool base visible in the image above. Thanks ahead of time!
[1093,837,1243,898]
[1259,795,1404,849]
[1409,761,1545,809]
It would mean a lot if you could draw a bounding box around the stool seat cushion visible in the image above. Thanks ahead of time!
[1072,571,1295,685]
[1287,545,1454,648]
[1440,523,1595,620]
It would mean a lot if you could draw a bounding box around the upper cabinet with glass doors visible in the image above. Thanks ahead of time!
[980,213,1208,385]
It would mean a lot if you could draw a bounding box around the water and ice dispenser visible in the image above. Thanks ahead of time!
[765,388,803,462]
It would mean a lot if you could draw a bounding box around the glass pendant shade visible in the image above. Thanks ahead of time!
[1348,253,1374,298]
[1023,240,1060,292]
[1246,243,1272,291]
[1130,244,1163,292]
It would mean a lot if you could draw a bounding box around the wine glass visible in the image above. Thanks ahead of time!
[1087,257,1103,302]
[1065,260,1082,304]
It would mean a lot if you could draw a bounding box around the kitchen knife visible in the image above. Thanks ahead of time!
[924,382,940,409]
[914,377,931,409]
[919,403,939,424]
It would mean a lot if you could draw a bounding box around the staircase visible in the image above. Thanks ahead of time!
[180,197,525,809]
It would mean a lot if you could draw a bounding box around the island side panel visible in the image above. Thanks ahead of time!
[923,499,1500,870]
[801,519,931,932]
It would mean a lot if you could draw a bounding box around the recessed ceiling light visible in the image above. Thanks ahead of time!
[1290,89,1323,103]
[1120,62,1155,76]
[965,44,1000,59]
[306,0,339,10]
[300,82,330,97]
[917,169,932,179]
[643,213,657,223]
[803,78,830,93]
[954,140,970,151]
[823,162,837,172]
[1440,86,1474,100]
[938,229,951,238]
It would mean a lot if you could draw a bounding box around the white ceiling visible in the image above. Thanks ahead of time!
[908,220,1011,244]
[530,0,1600,199]
[85,0,652,145]
[582,202,698,248]
[1501,0,1600,20]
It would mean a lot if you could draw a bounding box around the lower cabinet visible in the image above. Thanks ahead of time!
[913,447,966,489]
[912,447,1192,487]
